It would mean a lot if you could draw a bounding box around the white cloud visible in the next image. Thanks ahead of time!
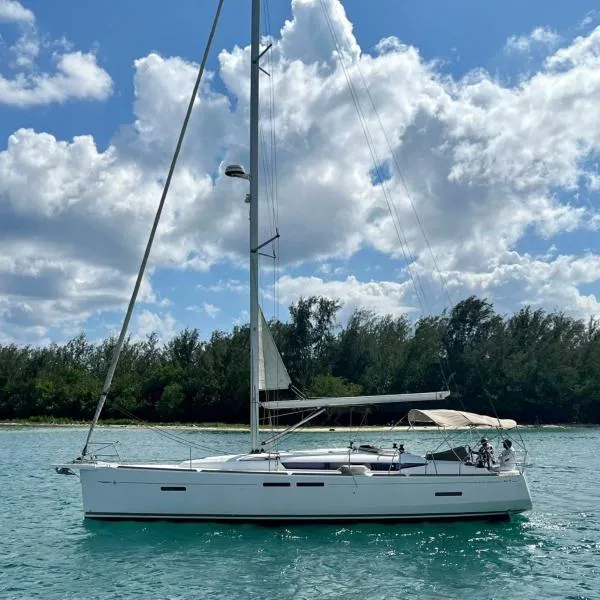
[275,274,415,320]
[0,52,113,106]
[186,302,221,318]
[2,0,600,343]
[0,1,112,105]
[279,0,360,66]
[433,252,600,320]
[198,279,249,294]
[202,302,220,318]
[0,0,33,24]
[233,309,250,327]
[546,25,600,68]
[1,0,38,69]
[504,26,561,54]
[134,310,177,342]
[10,32,40,68]
[0,128,164,338]
[579,11,598,30]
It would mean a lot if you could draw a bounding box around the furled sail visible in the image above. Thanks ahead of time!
[258,307,292,391]
[261,390,450,410]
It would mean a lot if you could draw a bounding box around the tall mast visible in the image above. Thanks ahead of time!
[249,0,261,452]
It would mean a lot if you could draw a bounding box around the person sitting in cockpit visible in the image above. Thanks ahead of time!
[498,439,516,470]
[477,437,495,468]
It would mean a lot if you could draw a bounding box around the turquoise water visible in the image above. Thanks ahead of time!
[1,426,599,600]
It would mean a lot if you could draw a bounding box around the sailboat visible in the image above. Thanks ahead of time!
[57,0,532,521]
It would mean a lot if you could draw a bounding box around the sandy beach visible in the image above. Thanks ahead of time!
[0,421,575,431]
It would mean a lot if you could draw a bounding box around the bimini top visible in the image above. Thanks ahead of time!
[407,408,517,429]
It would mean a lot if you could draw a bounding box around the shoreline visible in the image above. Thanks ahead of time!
[0,421,593,432]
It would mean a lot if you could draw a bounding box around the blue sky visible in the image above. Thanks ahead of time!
[1,0,600,345]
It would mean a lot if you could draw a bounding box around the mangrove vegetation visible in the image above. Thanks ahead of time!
[1,296,599,424]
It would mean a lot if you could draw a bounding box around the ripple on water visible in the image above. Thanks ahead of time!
[0,426,599,599]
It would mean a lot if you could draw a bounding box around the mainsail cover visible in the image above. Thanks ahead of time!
[408,408,517,429]
[261,391,450,410]
[258,307,292,391]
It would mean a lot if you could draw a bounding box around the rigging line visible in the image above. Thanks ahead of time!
[257,75,277,246]
[262,0,281,418]
[382,172,431,313]
[258,0,277,247]
[259,128,275,239]
[269,91,280,331]
[269,231,281,412]
[259,126,277,240]
[318,1,453,394]
[346,54,452,312]
[111,403,228,455]
[381,178,429,315]
[110,403,214,449]
[380,194,453,393]
[317,33,451,402]
[261,0,280,342]
[317,0,428,319]
[261,408,319,420]
[317,0,428,314]
[258,0,275,446]
[263,0,279,235]
[321,42,463,400]
[258,1,280,438]
[264,120,277,237]
[269,52,279,242]
[372,415,406,447]
[81,0,225,458]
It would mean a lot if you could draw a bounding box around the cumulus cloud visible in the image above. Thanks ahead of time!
[504,26,561,54]
[186,302,221,318]
[275,275,415,320]
[545,25,600,68]
[2,0,600,343]
[202,302,220,318]
[198,279,249,294]
[432,252,600,319]
[9,32,39,68]
[279,0,360,66]
[0,0,112,105]
[233,309,250,327]
[0,0,33,24]
[0,52,113,106]
[133,310,178,342]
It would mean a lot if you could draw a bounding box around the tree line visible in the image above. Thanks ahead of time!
[1,295,599,424]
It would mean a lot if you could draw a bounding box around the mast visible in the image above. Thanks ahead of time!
[249,0,261,452]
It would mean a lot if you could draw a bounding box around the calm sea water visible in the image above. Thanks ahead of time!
[1,426,599,600]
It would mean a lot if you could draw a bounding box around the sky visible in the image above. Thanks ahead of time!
[1,0,600,346]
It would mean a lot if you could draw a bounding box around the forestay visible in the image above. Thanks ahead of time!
[258,307,292,391]
[408,408,517,429]
[261,390,450,410]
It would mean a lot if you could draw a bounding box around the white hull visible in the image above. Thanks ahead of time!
[74,454,532,522]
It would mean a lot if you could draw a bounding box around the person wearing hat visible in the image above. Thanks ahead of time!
[477,437,495,468]
[498,439,516,470]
